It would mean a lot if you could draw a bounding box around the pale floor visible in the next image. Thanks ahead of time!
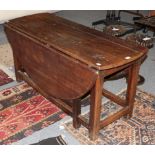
[0,10,155,145]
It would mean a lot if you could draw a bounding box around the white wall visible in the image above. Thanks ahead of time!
[0,10,58,23]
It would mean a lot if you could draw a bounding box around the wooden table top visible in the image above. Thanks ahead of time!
[5,13,148,70]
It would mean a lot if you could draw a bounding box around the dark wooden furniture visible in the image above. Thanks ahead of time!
[4,13,148,140]
[135,16,155,36]
[92,10,143,35]
[92,10,144,26]
[126,33,153,48]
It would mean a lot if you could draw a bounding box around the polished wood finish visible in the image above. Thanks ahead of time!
[5,13,148,140]
[6,13,147,70]
[89,73,103,139]
[5,27,97,100]
[126,62,140,117]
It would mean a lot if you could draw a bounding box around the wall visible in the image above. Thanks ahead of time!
[0,10,58,23]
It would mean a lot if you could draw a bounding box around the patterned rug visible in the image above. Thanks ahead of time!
[0,83,66,144]
[0,69,13,86]
[64,89,155,145]
[31,135,67,145]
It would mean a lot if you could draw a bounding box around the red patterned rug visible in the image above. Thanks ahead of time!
[0,69,13,86]
[64,89,155,145]
[0,83,66,144]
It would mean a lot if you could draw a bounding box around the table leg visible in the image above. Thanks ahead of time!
[13,53,23,82]
[72,99,81,129]
[126,62,140,118]
[89,73,103,140]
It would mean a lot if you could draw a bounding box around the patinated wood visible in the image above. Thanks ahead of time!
[89,73,103,140]
[5,13,147,70]
[5,27,97,100]
[5,13,148,140]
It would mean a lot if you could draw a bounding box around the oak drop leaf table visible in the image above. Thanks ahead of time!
[5,13,148,140]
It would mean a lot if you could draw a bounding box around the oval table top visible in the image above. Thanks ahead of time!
[5,13,148,71]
